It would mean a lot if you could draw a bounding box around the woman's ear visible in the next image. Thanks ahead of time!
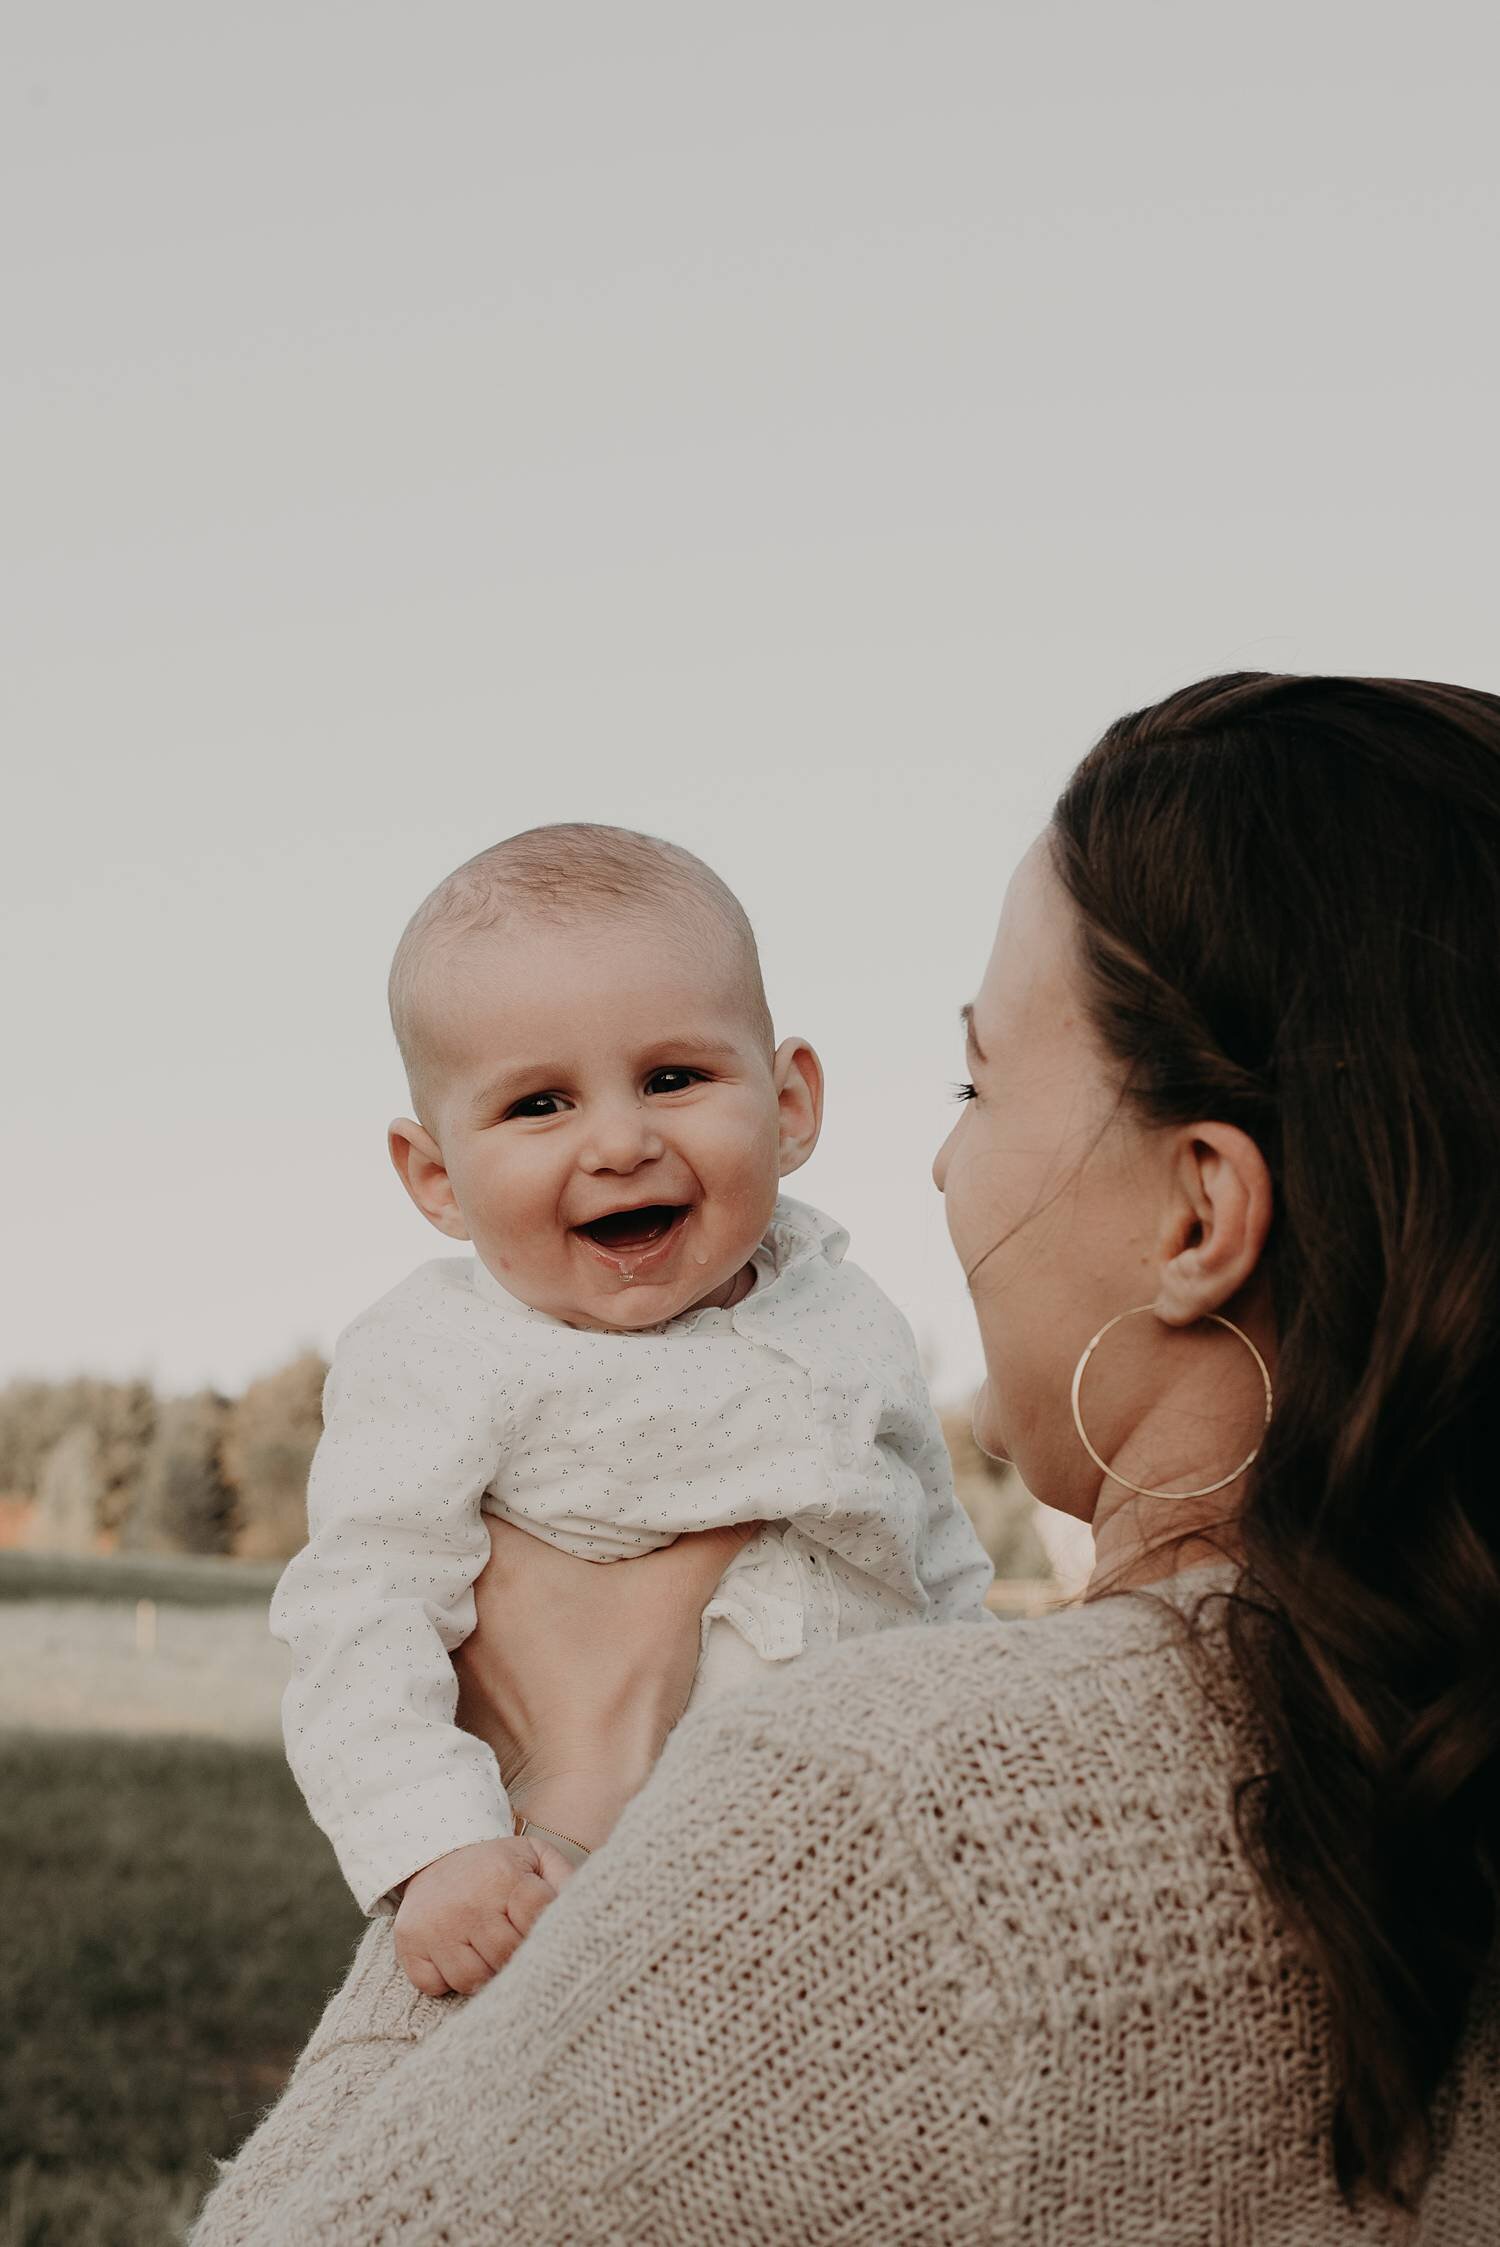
[388,1118,471,1240]
[1153,1122,1273,1326]
[772,1039,824,1177]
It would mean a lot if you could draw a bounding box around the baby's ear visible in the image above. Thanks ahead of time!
[388,1119,471,1239]
[772,1039,824,1176]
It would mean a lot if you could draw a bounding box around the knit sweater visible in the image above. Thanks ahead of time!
[191,1574,1498,2245]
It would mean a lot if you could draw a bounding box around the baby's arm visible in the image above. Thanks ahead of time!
[271,1301,520,1928]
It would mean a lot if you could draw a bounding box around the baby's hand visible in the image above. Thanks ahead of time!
[393,1835,563,1997]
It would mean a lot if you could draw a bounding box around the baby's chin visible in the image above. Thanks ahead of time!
[473,1212,762,1330]
[571,1267,744,1332]
[553,1248,759,1333]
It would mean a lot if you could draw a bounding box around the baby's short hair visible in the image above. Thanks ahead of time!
[389,824,774,1120]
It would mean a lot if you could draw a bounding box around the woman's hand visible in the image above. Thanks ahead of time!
[452,1517,759,1852]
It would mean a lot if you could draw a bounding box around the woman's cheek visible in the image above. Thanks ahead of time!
[941,1134,983,1266]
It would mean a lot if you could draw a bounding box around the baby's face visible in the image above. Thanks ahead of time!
[400,917,816,1331]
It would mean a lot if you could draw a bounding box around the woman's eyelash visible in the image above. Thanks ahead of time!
[950,1080,978,1104]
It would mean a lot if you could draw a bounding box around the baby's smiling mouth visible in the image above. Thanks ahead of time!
[573,1204,690,1252]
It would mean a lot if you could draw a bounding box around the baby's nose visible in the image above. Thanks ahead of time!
[579,1104,665,1174]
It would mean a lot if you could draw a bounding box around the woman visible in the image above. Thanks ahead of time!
[195,673,1500,2243]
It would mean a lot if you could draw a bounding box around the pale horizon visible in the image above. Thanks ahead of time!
[8,1,1498,1407]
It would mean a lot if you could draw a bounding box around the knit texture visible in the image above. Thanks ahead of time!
[192,1578,1498,2245]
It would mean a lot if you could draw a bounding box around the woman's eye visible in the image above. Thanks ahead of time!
[950,1080,978,1104]
[645,1068,705,1096]
[503,1093,566,1120]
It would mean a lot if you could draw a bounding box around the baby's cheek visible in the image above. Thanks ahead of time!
[712,1161,780,1246]
[726,1121,774,1182]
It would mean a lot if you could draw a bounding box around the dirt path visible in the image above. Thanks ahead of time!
[0,1597,288,1741]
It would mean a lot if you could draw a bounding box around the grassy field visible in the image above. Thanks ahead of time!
[0,1552,281,1609]
[1,1730,362,2246]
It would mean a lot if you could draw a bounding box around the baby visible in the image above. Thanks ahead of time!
[272,824,994,1995]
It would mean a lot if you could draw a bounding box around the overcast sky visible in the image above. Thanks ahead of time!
[6,1,1497,1404]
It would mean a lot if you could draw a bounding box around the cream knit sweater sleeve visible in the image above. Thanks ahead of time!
[190,1921,455,2245]
[192,1597,1499,2246]
[193,1649,1006,2246]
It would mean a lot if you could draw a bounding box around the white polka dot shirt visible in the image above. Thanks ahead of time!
[270,1197,994,1911]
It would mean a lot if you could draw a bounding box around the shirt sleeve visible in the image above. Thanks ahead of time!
[907,1390,998,1623]
[872,1298,996,1623]
[269,1302,512,1913]
[190,1684,1006,2247]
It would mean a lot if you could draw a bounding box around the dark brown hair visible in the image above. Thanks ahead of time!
[1051,672,1500,2209]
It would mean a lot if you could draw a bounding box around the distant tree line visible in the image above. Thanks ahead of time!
[0,1356,327,1562]
[0,1361,1051,1579]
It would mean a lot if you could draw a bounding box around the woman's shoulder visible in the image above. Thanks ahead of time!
[662,1571,1255,1955]
[693,1572,1242,1785]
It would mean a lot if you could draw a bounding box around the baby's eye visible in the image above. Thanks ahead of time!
[503,1092,568,1120]
[950,1080,978,1104]
[644,1067,706,1097]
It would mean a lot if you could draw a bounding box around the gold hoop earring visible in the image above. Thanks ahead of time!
[1070,1305,1273,1501]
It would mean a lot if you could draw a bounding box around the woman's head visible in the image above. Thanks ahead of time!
[933,833,1275,1552]
[943,671,1500,2208]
